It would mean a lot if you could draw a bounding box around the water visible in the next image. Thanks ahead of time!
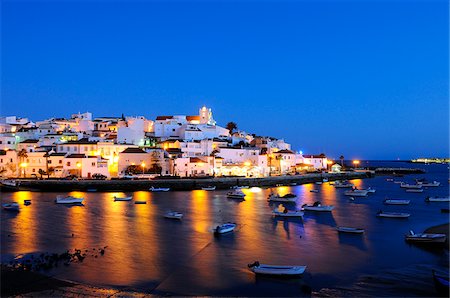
[1,161,449,296]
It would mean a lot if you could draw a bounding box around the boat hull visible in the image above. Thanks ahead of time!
[336,227,365,234]
[383,200,410,205]
[250,264,307,276]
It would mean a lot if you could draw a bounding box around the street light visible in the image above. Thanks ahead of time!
[141,162,145,174]
[20,162,27,178]
[76,162,81,177]
[353,160,360,168]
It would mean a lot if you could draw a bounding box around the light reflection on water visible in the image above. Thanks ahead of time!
[1,163,449,296]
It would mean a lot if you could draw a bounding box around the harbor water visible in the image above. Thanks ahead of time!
[1,161,449,296]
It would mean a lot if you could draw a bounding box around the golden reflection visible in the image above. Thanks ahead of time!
[190,190,210,233]
[351,179,363,189]
[9,191,37,253]
[66,192,88,252]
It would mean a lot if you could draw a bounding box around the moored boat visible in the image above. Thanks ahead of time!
[302,201,334,212]
[248,261,307,276]
[55,196,84,204]
[334,181,354,188]
[365,187,376,193]
[376,211,410,218]
[315,181,322,185]
[344,189,368,197]
[383,199,410,205]
[272,209,304,217]
[164,211,183,219]
[149,186,170,192]
[336,226,365,234]
[406,189,423,193]
[400,183,422,189]
[405,230,446,243]
[114,196,132,201]
[425,196,450,202]
[214,222,237,234]
[267,193,296,202]
[310,189,319,193]
[227,189,246,199]
[201,186,216,191]
[230,185,249,189]
[3,202,20,211]
[417,180,440,187]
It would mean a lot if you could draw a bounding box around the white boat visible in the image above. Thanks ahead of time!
[164,211,183,219]
[149,186,170,192]
[227,189,246,199]
[1,180,17,187]
[400,183,422,189]
[418,181,440,187]
[248,261,307,276]
[425,196,450,202]
[310,189,319,193]
[393,181,403,184]
[302,202,334,212]
[322,178,329,182]
[230,185,249,189]
[272,209,304,217]
[386,178,394,182]
[377,211,410,218]
[344,189,368,197]
[201,186,216,191]
[315,181,323,185]
[336,226,365,234]
[114,196,132,201]
[383,199,410,205]
[365,187,376,193]
[406,189,423,193]
[214,223,237,234]
[405,230,446,243]
[334,181,354,188]
[3,202,19,211]
[289,182,297,186]
[55,196,84,204]
[268,193,297,202]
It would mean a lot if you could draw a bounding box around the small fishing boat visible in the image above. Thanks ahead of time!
[310,189,319,193]
[55,196,84,204]
[227,189,246,199]
[214,223,237,234]
[425,196,450,202]
[364,187,376,193]
[134,200,147,204]
[432,270,450,296]
[400,183,422,189]
[336,226,365,234]
[302,201,334,212]
[267,193,296,202]
[149,186,170,192]
[164,211,183,219]
[3,202,19,211]
[248,261,307,276]
[418,181,440,187]
[406,189,423,193]
[383,199,410,205]
[334,181,354,188]
[344,189,368,197]
[376,211,410,218]
[201,186,216,191]
[23,199,31,206]
[114,196,132,201]
[405,230,446,243]
[272,209,304,217]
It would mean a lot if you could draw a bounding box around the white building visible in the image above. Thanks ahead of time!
[117,116,154,146]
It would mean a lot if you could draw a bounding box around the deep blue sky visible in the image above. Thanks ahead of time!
[2,0,448,159]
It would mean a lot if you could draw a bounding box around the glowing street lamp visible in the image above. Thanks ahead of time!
[141,162,145,174]
[76,162,82,177]
[353,160,360,168]
[20,162,28,178]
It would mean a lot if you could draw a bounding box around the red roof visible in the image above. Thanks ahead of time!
[186,116,200,121]
[156,116,173,120]
[190,157,205,163]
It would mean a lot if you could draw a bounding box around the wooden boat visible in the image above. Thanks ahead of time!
[248,261,307,276]
[344,189,368,197]
[164,211,183,219]
[227,189,246,199]
[376,211,410,218]
[433,270,450,296]
[383,199,410,205]
[55,196,84,204]
[214,223,237,234]
[336,226,365,234]
[302,202,334,212]
[201,186,216,191]
[405,230,446,243]
[400,183,422,189]
[268,193,296,202]
[149,186,170,192]
[23,199,31,206]
[425,196,450,202]
[114,196,132,201]
[272,209,304,217]
[406,189,423,193]
[3,202,19,211]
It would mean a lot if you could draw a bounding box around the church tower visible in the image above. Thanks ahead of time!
[199,106,216,125]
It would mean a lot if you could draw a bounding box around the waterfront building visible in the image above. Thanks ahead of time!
[302,154,328,170]
[0,149,18,177]
[62,154,109,178]
[117,116,154,146]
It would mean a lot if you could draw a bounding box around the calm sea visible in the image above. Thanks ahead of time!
[1,161,449,296]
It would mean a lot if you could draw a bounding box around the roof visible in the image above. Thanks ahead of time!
[186,116,200,121]
[49,153,67,157]
[304,154,327,158]
[62,138,97,145]
[156,116,173,120]
[190,157,205,163]
[166,148,182,153]
[120,147,147,154]
[66,154,86,158]
[20,139,39,144]
[276,149,295,154]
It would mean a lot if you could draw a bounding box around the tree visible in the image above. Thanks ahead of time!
[17,149,28,177]
[38,169,46,179]
[226,122,238,134]
[47,167,55,178]
[339,155,344,167]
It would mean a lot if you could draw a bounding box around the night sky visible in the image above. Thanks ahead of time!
[2,0,448,160]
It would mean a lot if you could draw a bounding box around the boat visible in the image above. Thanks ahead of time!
[365,187,376,193]
[334,181,354,188]
[315,181,323,185]
[1,180,17,187]
[386,178,394,182]
[134,200,147,204]
[114,196,132,201]
[214,223,237,234]
[336,226,365,234]
[247,261,307,276]
[201,186,216,191]
[267,193,297,202]
[55,196,84,204]
[405,230,446,243]
[227,189,246,199]
[302,201,334,212]
[230,185,249,189]
[272,209,304,217]
[149,186,170,192]
[310,189,319,193]
[400,183,422,189]
[289,182,297,186]
[417,181,440,187]
[23,199,31,206]
[376,211,410,218]
[432,270,450,296]
[393,181,403,184]
[406,189,423,193]
[164,211,183,219]
[87,188,97,192]
[322,178,329,182]
[425,196,450,202]
[383,199,410,205]
[344,189,368,197]
[3,202,19,211]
